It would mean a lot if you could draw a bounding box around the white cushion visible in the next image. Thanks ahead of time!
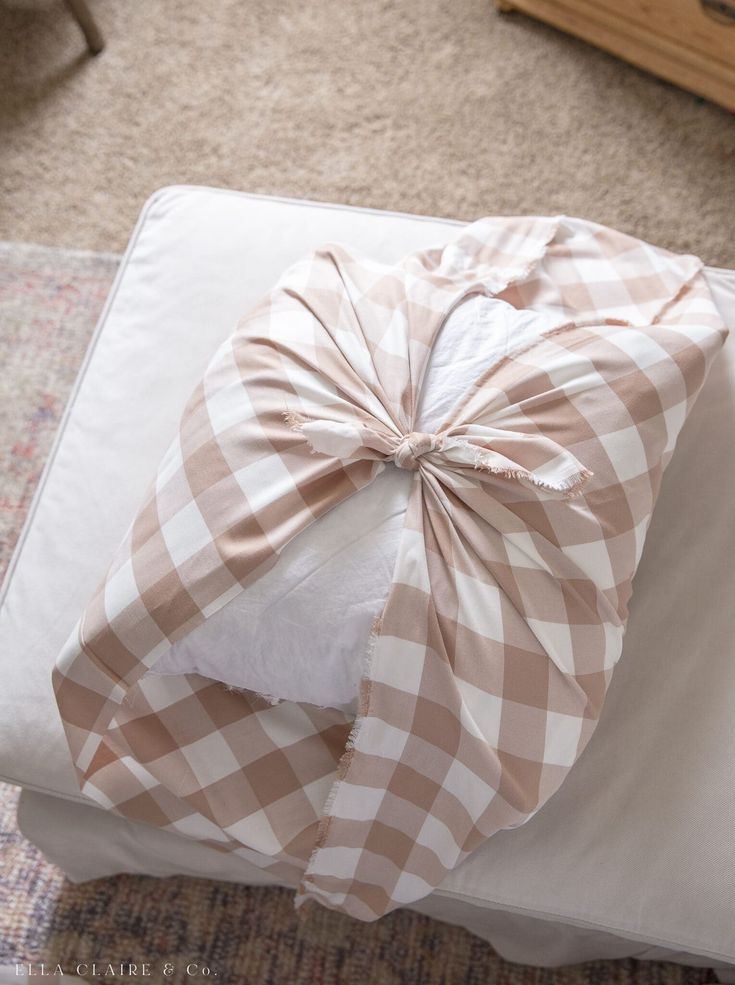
[1,186,734,962]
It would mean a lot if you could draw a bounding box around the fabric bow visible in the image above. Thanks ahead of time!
[287,415,593,498]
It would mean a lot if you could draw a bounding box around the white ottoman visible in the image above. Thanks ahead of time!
[2,187,735,977]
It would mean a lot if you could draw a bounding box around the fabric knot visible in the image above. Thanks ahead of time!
[393,432,443,471]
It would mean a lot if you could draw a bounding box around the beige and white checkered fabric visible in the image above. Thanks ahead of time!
[53,216,727,920]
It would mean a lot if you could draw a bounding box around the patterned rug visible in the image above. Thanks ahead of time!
[0,243,719,984]
[0,242,120,578]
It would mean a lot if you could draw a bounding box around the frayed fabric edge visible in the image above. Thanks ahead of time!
[294,614,383,911]
[221,681,283,706]
[284,408,327,458]
[471,447,594,499]
[283,409,305,433]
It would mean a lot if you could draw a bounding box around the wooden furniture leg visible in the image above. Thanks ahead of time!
[63,0,105,55]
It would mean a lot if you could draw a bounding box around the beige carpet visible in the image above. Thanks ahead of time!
[1,0,734,264]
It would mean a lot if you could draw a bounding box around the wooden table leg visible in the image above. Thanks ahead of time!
[63,0,105,55]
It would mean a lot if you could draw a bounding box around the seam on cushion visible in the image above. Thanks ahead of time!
[157,184,469,229]
[0,771,95,807]
[430,888,735,964]
[0,187,170,607]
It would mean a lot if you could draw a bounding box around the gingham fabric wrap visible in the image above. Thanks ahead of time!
[53,216,727,921]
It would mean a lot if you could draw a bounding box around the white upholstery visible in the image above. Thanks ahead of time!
[1,187,734,969]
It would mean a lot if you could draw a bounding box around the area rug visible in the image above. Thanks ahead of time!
[0,245,718,984]
[0,241,119,578]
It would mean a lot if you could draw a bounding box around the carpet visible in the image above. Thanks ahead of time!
[0,247,723,983]
[0,0,734,266]
[0,242,119,578]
